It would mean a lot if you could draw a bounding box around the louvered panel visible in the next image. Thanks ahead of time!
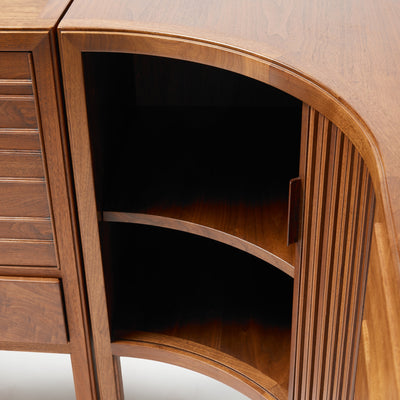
[291,105,375,400]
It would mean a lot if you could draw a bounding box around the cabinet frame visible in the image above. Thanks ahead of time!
[0,32,96,399]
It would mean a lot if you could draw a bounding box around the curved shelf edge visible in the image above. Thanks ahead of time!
[112,331,288,400]
[102,211,295,277]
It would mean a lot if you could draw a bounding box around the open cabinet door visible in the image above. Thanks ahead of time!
[290,105,376,400]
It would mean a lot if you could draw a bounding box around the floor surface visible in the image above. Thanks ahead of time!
[0,351,250,399]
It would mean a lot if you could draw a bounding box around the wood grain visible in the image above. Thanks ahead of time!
[0,81,33,95]
[112,333,284,400]
[355,209,400,400]
[0,217,53,240]
[0,150,44,177]
[0,0,73,29]
[0,239,56,266]
[103,201,294,277]
[0,129,41,150]
[0,276,67,344]
[0,52,30,79]
[29,31,98,399]
[0,95,37,129]
[0,179,50,217]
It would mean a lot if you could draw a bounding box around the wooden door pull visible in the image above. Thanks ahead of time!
[287,177,302,245]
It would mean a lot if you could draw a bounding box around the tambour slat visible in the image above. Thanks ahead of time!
[0,217,53,240]
[0,53,31,80]
[0,239,57,266]
[0,80,33,95]
[0,96,37,129]
[0,151,44,177]
[0,179,50,218]
[0,130,41,150]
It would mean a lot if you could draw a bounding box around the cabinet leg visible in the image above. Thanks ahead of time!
[113,356,125,400]
[70,351,98,400]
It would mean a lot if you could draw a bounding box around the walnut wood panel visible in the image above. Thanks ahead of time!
[26,31,97,399]
[103,202,294,277]
[0,239,56,266]
[0,95,37,129]
[0,150,44,177]
[0,276,67,344]
[0,179,50,217]
[112,332,283,400]
[0,129,41,150]
[291,106,375,400]
[0,52,30,79]
[0,81,33,95]
[0,217,53,240]
[0,0,73,29]
[354,206,400,400]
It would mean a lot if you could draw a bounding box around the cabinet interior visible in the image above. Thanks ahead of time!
[82,52,302,394]
[83,52,302,272]
[102,223,294,391]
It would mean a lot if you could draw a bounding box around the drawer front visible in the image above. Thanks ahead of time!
[0,151,44,178]
[0,276,67,344]
[0,96,37,129]
[0,180,50,218]
[0,53,31,80]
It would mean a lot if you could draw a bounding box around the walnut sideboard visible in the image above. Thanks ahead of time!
[1,1,399,399]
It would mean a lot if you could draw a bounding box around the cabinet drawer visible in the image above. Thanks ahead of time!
[0,180,50,217]
[0,239,56,266]
[0,96,37,129]
[0,151,44,178]
[0,53,31,79]
[0,276,67,344]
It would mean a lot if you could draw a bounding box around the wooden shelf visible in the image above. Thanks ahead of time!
[101,224,293,399]
[103,188,295,275]
[112,330,290,400]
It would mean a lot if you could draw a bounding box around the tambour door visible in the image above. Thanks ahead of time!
[291,105,376,400]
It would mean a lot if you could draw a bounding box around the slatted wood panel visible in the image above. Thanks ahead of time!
[0,53,56,267]
[291,105,375,400]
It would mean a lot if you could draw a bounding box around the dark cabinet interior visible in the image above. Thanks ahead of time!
[81,51,304,396]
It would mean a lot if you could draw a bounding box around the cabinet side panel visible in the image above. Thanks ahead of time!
[354,205,400,400]
[292,105,375,400]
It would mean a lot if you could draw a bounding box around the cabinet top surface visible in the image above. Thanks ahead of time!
[0,0,72,29]
[60,0,400,249]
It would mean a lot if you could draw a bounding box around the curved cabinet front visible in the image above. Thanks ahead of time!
[60,31,377,400]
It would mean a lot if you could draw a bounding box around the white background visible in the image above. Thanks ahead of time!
[0,351,251,399]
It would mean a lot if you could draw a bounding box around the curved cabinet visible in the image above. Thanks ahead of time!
[58,1,399,399]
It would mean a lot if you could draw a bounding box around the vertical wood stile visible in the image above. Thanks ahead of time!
[292,105,375,400]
